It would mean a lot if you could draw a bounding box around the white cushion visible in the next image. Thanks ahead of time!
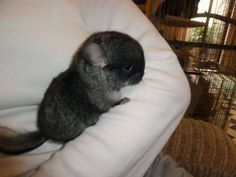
[0,0,190,177]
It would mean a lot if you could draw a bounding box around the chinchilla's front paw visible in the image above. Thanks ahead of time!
[119,97,130,105]
[113,97,130,107]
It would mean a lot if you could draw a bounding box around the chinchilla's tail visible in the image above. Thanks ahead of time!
[0,127,47,154]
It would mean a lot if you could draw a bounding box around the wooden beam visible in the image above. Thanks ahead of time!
[195,13,236,25]
[160,15,205,27]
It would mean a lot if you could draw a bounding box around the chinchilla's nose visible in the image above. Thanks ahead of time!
[130,72,144,85]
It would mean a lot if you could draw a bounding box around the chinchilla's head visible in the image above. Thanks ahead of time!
[72,31,145,90]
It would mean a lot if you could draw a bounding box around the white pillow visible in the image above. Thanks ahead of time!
[0,0,88,110]
[0,0,190,177]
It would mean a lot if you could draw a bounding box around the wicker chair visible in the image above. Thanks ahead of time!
[162,118,236,177]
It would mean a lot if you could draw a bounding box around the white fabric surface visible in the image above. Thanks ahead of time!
[0,0,190,177]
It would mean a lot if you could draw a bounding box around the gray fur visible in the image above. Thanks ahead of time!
[0,31,145,154]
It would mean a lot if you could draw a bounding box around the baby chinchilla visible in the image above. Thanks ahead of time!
[0,31,145,154]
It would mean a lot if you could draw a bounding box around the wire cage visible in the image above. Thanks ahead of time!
[152,0,236,130]
[186,69,236,129]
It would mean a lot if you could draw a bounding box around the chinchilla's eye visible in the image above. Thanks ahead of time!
[103,65,111,71]
[122,64,133,72]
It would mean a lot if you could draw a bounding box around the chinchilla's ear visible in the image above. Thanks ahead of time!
[83,42,108,67]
